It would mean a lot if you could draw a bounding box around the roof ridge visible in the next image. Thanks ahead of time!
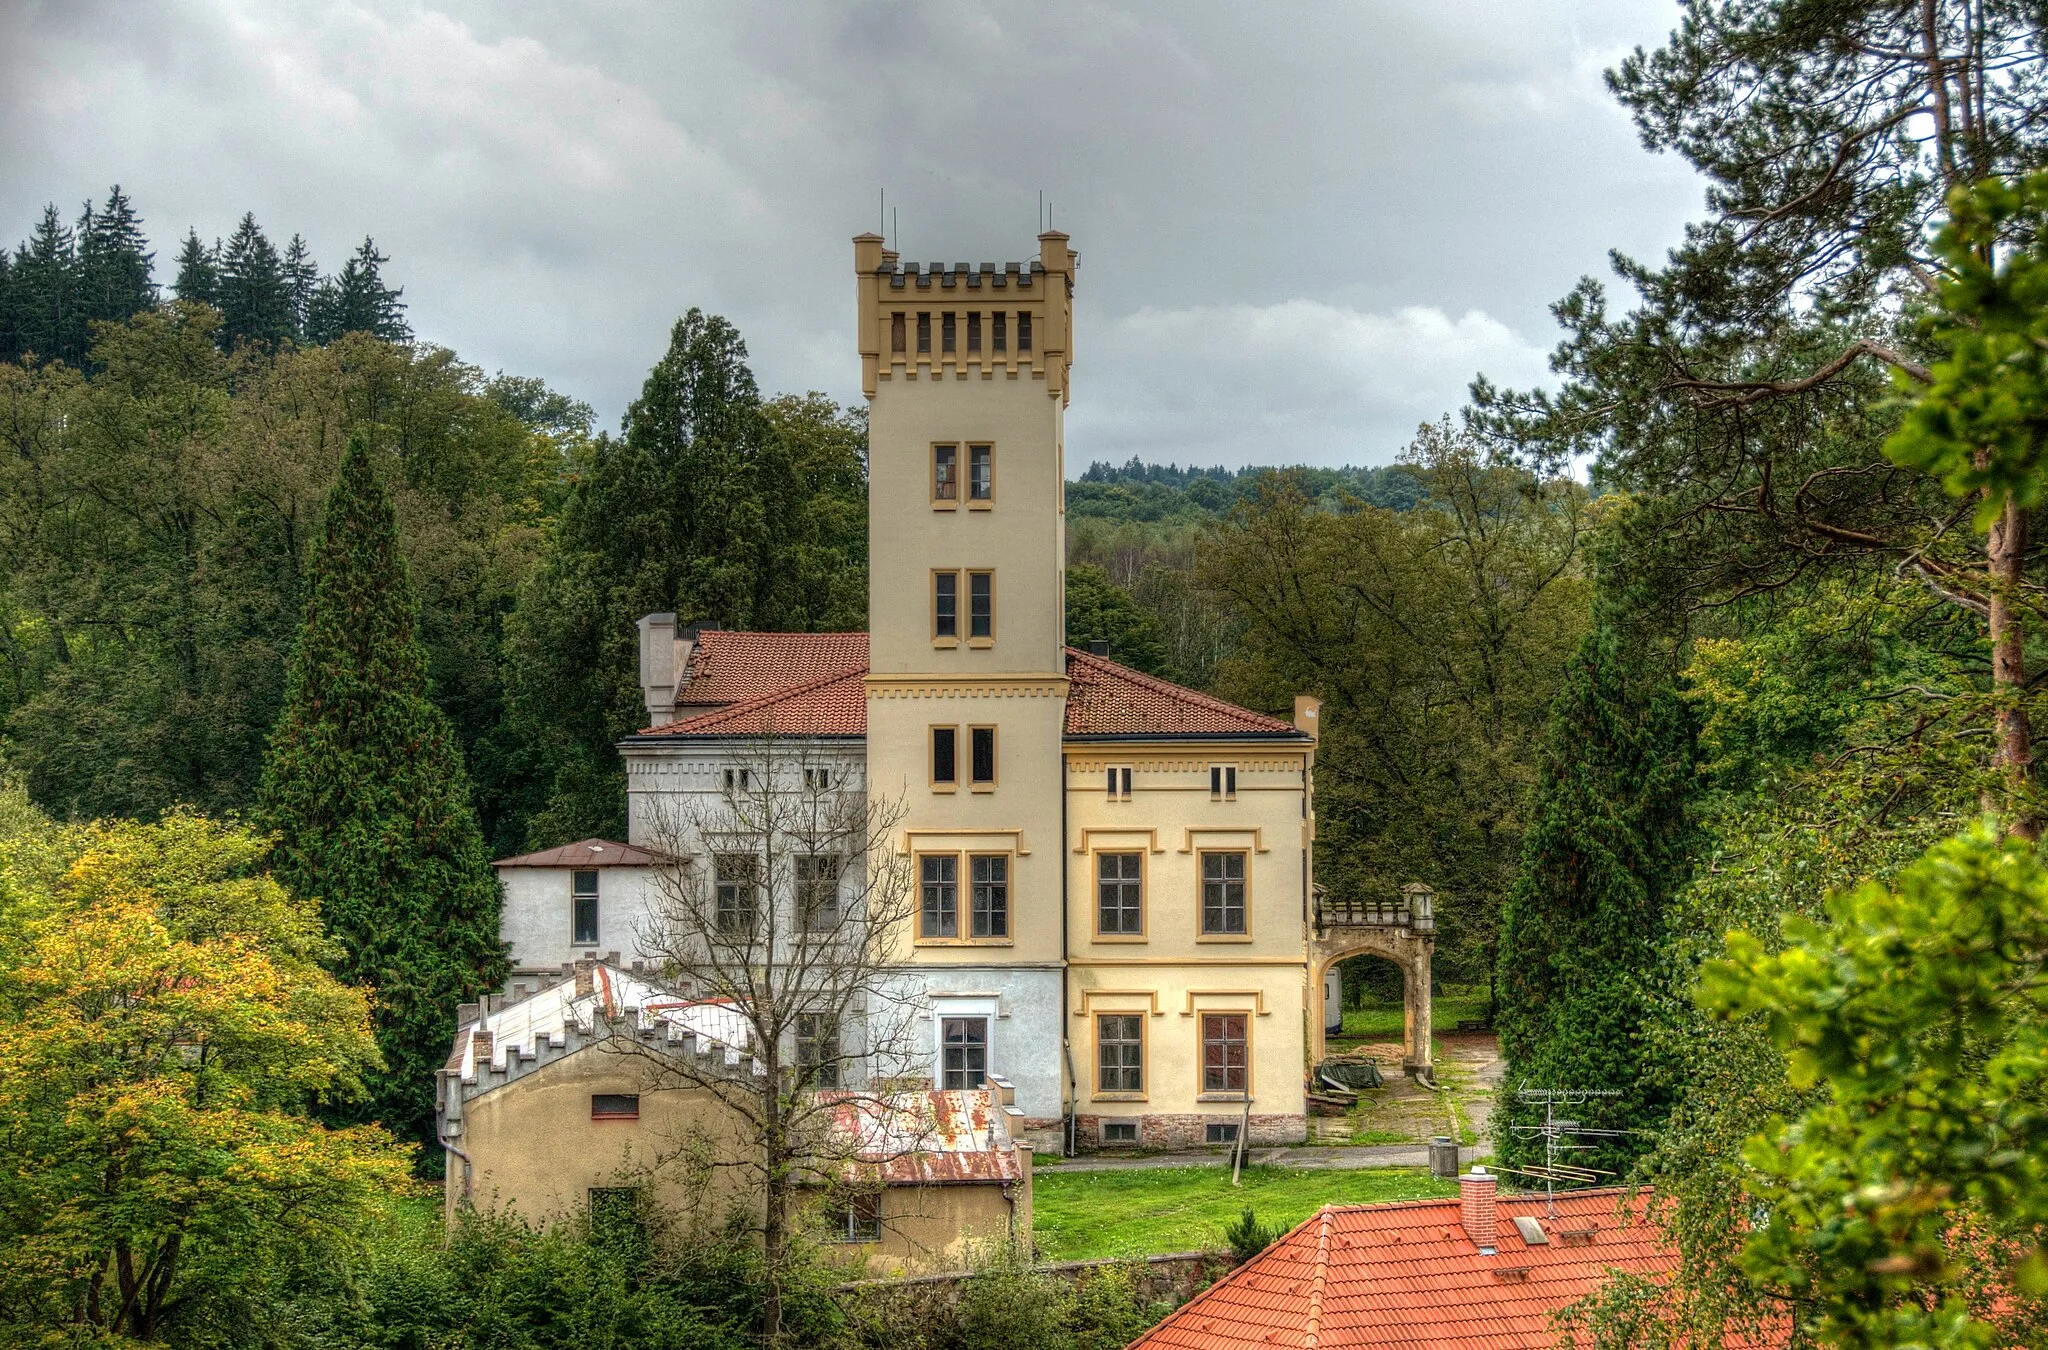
[645,665,869,735]
[1303,1206,1332,1350]
[1064,645,1298,731]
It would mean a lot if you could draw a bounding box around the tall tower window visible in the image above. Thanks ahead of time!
[933,445,959,502]
[968,571,993,640]
[970,726,997,787]
[968,445,993,502]
[941,312,956,353]
[966,312,982,352]
[930,726,957,788]
[917,312,931,353]
[572,870,599,945]
[1017,312,1032,352]
[891,312,906,353]
[992,312,1007,352]
[933,572,958,639]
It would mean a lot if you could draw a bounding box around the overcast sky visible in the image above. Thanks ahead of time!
[2,1,1704,468]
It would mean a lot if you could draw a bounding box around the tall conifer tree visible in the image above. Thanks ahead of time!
[307,236,409,343]
[172,229,219,307]
[1495,624,1695,1173]
[75,185,155,337]
[259,435,506,1147]
[282,233,319,342]
[9,204,81,365]
[216,212,291,348]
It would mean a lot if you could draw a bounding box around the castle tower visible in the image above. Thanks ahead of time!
[854,231,1077,1127]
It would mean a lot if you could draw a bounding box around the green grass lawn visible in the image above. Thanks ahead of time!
[1330,986,1492,1043]
[1031,1166,1455,1260]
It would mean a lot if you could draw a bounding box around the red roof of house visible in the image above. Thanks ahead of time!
[1131,1187,1695,1350]
[672,630,867,707]
[492,838,665,868]
[632,632,1303,742]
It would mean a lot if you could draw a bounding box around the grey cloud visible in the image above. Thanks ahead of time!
[1,0,1701,467]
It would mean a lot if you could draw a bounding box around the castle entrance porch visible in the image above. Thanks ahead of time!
[1310,883,1436,1075]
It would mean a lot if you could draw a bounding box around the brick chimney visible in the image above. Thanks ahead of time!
[574,957,596,998]
[470,1028,494,1064]
[1460,1166,1497,1253]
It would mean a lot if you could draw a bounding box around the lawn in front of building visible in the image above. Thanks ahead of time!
[1030,1165,1456,1260]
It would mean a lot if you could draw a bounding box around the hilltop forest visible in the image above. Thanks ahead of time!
[12,3,2048,1338]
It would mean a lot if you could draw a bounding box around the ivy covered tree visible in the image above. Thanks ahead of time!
[1495,621,1695,1175]
[258,434,506,1148]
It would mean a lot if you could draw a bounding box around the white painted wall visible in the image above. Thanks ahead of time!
[498,865,660,973]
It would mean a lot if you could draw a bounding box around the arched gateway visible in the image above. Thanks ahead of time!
[1310,883,1436,1075]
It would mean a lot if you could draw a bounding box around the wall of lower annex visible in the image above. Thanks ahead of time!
[1063,743,1314,1148]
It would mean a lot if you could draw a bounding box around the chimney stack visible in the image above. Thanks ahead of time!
[638,613,680,725]
[574,957,596,998]
[1293,694,1321,739]
[1460,1166,1497,1253]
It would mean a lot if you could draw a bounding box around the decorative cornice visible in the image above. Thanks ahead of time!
[866,674,1069,699]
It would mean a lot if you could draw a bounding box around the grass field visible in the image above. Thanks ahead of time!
[1031,1166,1456,1260]
[1329,986,1492,1044]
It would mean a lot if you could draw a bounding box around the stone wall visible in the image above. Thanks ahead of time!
[836,1248,1232,1314]
[1073,1111,1307,1151]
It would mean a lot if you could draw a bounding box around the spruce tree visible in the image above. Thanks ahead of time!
[172,229,219,307]
[75,185,156,337]
[308,236,409,343]
[259,434,506,1147]
[1494,624,1695,1175]
[10,204,81,366]
[216,212,291,348]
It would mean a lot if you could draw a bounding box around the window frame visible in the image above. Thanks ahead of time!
[571,869,600,946]
[590,1093,641,1121]
[932,569,959,644]
[916,311,931,354]
[1094,849,1146,940]
[969,724,998,791]
[1105,764,1133,802]
[714,853,759,936]
[968,852,1009,939]
[1094,1012,1146,1099]
[1100,1119,1138,1146]
[890,311,906,353]
[966,310,982,353]
[1209,763,1238,800]
[1198,849,1251,940]
[941,311,956,353]
[1017,311,1033,352]
[795,853,842,931]
[822,1191,882,1243]
[939,1015,988,1090]
[918,852,960,939]
[1200,1012,1252,1098]
[967,570,994,644]
[991,311,1007,352]
[931,443,959,507]
[966,443,994,507]
[796,1012,841,1089]
[929,725,958,792]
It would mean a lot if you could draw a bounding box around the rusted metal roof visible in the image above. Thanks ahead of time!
[821,1089,1024,1185]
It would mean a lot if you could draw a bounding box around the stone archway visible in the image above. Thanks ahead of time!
[1310,884,1436,1075]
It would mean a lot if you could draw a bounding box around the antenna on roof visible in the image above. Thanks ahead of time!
[1506,1088,1629,1219]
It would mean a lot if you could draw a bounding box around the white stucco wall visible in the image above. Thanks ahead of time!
[497,865,661,973]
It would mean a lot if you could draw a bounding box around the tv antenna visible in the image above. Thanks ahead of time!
[1501,1088,1628,1218]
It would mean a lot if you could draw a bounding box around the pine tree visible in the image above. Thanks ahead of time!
[216,212,291,348]
[75,185,155,341]
[259,434,507,1148]
[9,204,82,366]
[307,236,409,343]
[0,251,14,363]
[282,233,318,342]
[1494,625,1695,1175]
[172,229,219,308]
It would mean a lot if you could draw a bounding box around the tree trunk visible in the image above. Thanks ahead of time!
[761,1086,787,1346]
[1988,496,2037,838]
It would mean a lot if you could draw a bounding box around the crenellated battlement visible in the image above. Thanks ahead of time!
[853,230,1077,403]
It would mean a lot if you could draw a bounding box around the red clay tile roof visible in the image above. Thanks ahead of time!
[633,632,1302,741]
[492,838,665,868]
[672,630,867,707]
[1131,1187,1700,1350]
[1064,647,1302,738]
[645,668,868,738]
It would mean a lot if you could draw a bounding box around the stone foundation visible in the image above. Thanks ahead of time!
[1074,1111,1307,1152]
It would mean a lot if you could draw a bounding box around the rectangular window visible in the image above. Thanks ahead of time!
[933,444,958,501]
[1097,852,1143,935]
[891,311,906,353]
[804,766,832,791]
[968,444,993,501]
[920,854,959,937]
[591,1093,640,1120]
[992,312,1007,352]
[715,854,758,934]
[824,1192,881,1242]
[917,312,931,353]
[1205,1122,1241,1146]
[967,311,982,352]
[970,854,1008,938]
[724,767,751,791]
[797,1013,840,1089]
[941,312,956,353]
[1210,764,1237,800]
[934,571,958,639]
[796,854,841,930]
[968,571,993,639]
[1202,1014,1249,1095]
[931,726,957,787]
[1017,311,1032,352]
[1097,1014,1144,1093]
[1101,1120,1137,1145]
[970,726,996,786]
[1105,766,1132,802]
[941,1016,987,1089]
[572,869,600,945]
[1201,851,1248,935]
